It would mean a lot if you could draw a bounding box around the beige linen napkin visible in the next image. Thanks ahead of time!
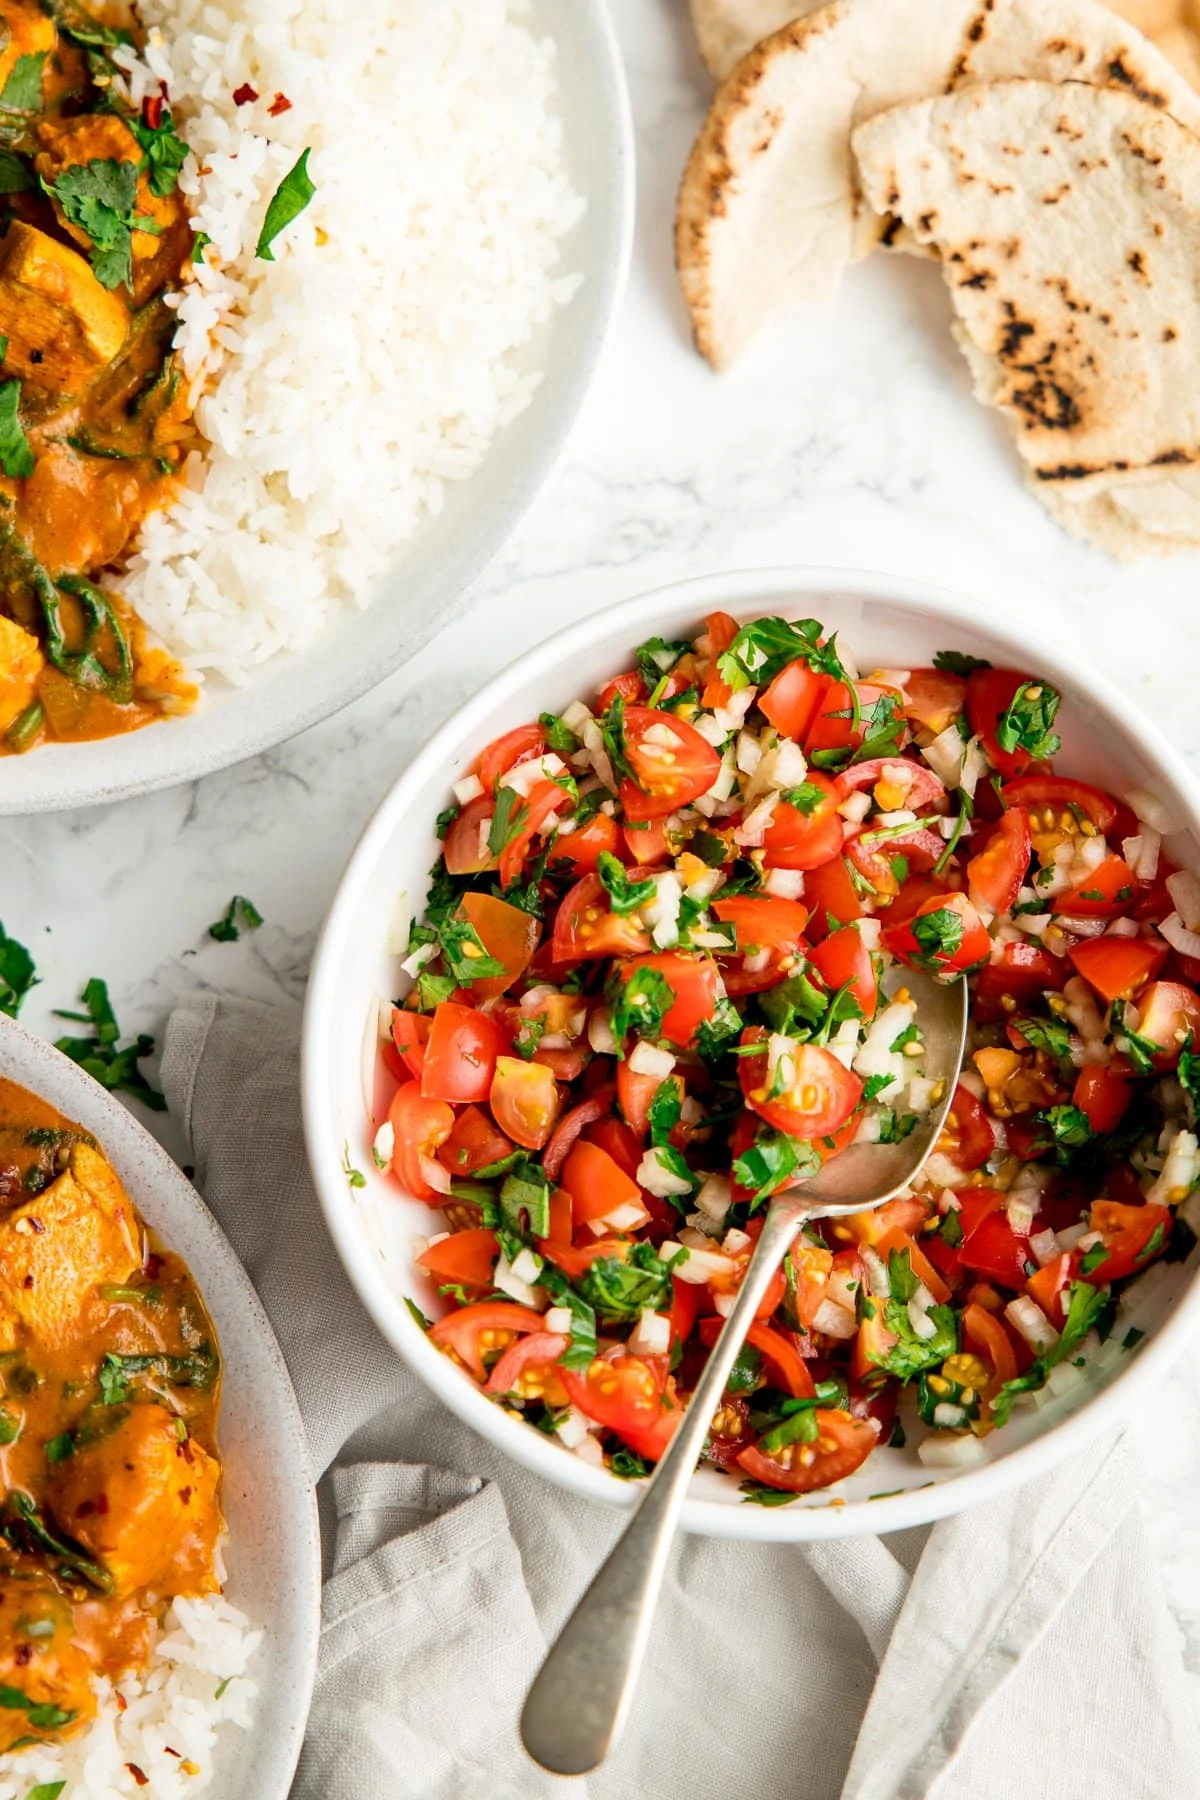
[162,995,1200,1800]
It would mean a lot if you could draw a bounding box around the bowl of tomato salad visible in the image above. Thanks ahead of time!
[303,568,1200,1539]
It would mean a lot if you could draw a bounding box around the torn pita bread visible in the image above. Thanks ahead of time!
[687,0,1199,83]
[1037,468,1200,556]
[689,0,822,80]
[676,0,1200,369]
[852,79,1200,501]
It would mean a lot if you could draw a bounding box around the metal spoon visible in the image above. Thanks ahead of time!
[521,969,969,1777]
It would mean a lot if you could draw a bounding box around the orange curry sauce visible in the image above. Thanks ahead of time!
[0,0,199,755]
[0,1076,223,1752]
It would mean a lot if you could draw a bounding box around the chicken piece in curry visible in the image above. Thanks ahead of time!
[0,1075,224,1753]
[0,0,199,757]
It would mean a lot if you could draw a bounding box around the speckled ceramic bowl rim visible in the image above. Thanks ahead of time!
[0,0,635,815]
[302,565,1200,1541]
[0,1015,320,1794]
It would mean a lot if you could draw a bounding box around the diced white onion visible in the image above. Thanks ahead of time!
[494,1254,545,1309]
[1046,1360,1086,1397]
[417,1155,451,1195]
[812,1298,857,1339]
[1005,1296,1059,1353]
[453,773,484,806]
[1029,1229,1062,1268]
[501,753,565,798]
[400,942,437,978]
[922,723,966,789]
[644,872,682,949]
[556,1407,592,1449]
[771,739,810,790]
[932,1402,967,1429]
[637,1152,695,1200]
[588,1010,619,1055]
[712,1292,736,1317]
[693,712,728,748]
[409,1233,430,1260]
[1160,912,1200,962]
[628,1309,672,1358]
[917,1434,988,1469]
[858,917,882,950]
[695,1175,732,1220]
[839,792,872,823]
[712,688,756,736]
[735,730,762,775]
[704,755,737,803]
[721,1227,752,1255]
[629,1041,676,1080]
[1167,869,1200,933]
[545,1306,573,1334]
[1057,1223,1091,1251]
[372,1121,395,1172]
[684,867,724,902]
[511,1247,545,1287]
[660,1241,737,1284]
[1147,1128,1200,1205]
[907,1297,938,1341]
[561,700,593,735]
[573,1434,606,1467]
[861,1247,891,1298]
[1006,1194,1036,1236]
[734,793,779,848]
[1125,787,1179,836]
[589,1200,650,1235]
[1105,916,1139,939]
[764,867,805,899]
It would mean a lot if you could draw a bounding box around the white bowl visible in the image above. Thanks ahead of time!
[0,0,634,816]
[0,1016,320,1793]
[302,566,1200,1540]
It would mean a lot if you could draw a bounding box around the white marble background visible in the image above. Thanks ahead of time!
[3,0,1199,1694]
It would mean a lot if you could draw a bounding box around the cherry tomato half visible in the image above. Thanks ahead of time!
[618,707,722,823]
[421,1002,505,1104]
[429,1300,547,1383]
[1052,854,1136,920]
[883,892,991,978]
[476,722,545,791]
[388,1082,454,1202]
[738,1027,863,1139]
[1068,936,1166,1006]
[902,668,966,735]
[1085,1200,1172,1282]
[761,776,844,870]
[936,1082,995,1171]
[458,892,541,1001]
[712,894,810,952]
[417,1227,500,1292]
[551,872,652,963]
[808,923,877,1016]
[1129,981,1200,1064]
[967,806,1032,914]
[736,1410,879,1494]
[616,951,718,1048]
[759,659,827,742]
[966,667,1052,779]
[489,1056,560,1150]
[804,855,864,941]
[561,1139,643,1229]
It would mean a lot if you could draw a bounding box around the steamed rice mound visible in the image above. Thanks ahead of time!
[117,0,583,681]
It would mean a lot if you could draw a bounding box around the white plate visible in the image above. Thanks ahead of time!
[301,566,1200,1540]
[0,0,634,815]
[0,1015,320,1795]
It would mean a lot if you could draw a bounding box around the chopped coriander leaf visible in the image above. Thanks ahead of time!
[690,828,728,867]
[404,1297,432,1332]
[652,1144,698,1199]
[995,679,1062,763]
[939,1209,964,1248]
[579,1242,679,1322]
[46,157,157,290]
[539,711,578,756]
[416,970,457,1013]
[782,781,831,816]
[757,1405,819,1455]
[130,108,189,198]
[53,978,165,1110]
[758,968,829,1038]
[647,1077,682,1147]
[1014,1015,1072,1062]
[596,852,656,916]
[207,894,264,942]
[0,52,45,112]
[512,1012,546,1060]
[191,229,212,263]
[991,1280,1106,1424]
[540,1266,598,1370]
[890,1023,921,1053]
[861,1071,897,1103]
[435,804,459,838]
[739,1481,799,1507]
[1122,1327,1145,1351]
[696,996,744,1068]
[716,617,853,719]
[437,918,506,987]
[933,793,973,877]
[341,1142,366,1189]
[877,1109,919,1145]
[1178,1035,1200,1107]
[1038,1103,1093,1161]
[598,691,633,783]
[1079,1243,1109,1275]
[849,692,906,766]
[0,922,37,1018]
[726,1343,763,1393]
[0,376,33,479]
[607,965,674,1046]
[733,1129,820,1206]
[256,147,316,259]
[500,1160,552,1240]
[0,150,31,194]
[932,649,991,678]
[868,1298,957,1381]
[610,1448,651,1479]
[1135,1222,1166,1265]
[909,906,964,971]
[634,636,690,689]
[487,785,530,857]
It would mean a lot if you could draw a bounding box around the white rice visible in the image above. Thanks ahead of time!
[113,0,583,680]
[0,1593,260,1799]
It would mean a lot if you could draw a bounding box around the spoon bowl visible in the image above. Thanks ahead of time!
[521,971,969,1776]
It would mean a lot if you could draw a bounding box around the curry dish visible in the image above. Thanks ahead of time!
[0,1075,223,1752]
[0,0,197,757]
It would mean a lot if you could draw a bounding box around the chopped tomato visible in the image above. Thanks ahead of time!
[1026,1252,1072,1328]
[737,1409,878,1494]
[421,1002,505,1104]
[670,1275,703,1348]
[961,1302,1019,1398]
[443,796,495,876]
[391,1007,430,1080]
[1133,981,1200,1063]
[489,1056,559,1150]
[561,1139,644,1229]
[597,670,646,711]
[874,1227,950,1305]
[883,891,991,977]
[476,723,545,791]
[1086,1200,1172,1282]
[697,1316,815,1396]
[738,1027,863,1138]
[497,780,564,888]
[967,806,1032,914]
[622,816,671,865]
[701,611,738,710]
[973,941,1067,1022]
[1052,854,1136,919]
[937,1083,995,1171]
[957,1199,1029,1290]
[966,667,1051,778]
[538,1238,628,1278]
[835,758,946,810]
[551,872,652,962]
[759,659,827,742]
[1000,775,1118,835]
[712,893,809,952]
[704,1394,754,1470]
[845,825,945,900]
[458,892,540,1000]
[562,1352,681,1462]
[531,1043,590,1083]
[1068,935,1166,1005]
[585,1114,643,1181]
[556,812,621,875]
[436,1103,514,1176]
[429,1300,547,1383]
[543,1090,615,1181]
[809,923,877,1015]
[1072,1063,1133,1135]
[902,667,966,735]
[720,946,796,996]
[761,777,844,870]
[484,1331,569,1401]
[840,1195,928,1246]
[804,854,864,941]
[618,707,722,822]
[617,951,718,1048]
[417,1227,500,1292]
[615,1061,660,1139]
[388,1082,454,1202]
[851,1308,898,1385]
[806,681,901,760]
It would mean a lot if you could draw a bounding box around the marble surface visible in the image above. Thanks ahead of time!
[3,0,1200,1694]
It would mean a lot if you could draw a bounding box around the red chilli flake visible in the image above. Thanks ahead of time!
[232,82,258,105]
[142,93,164,129]
[267,91,291,115]
[126,1765,149,1788]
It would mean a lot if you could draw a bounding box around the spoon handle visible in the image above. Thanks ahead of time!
[520,1199,804,1776]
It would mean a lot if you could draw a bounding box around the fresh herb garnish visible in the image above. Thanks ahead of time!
[341,1142,366,1189]
[991,1280,1107,1425]
[487,785,530,858]
[717,615,851,702]
[995,680,1062,763]
[1014,1015,1072,1063]
[607,965,674,1046]
[596,852,655,916]
[0,372,33,479]
[129,107,189,197]
[733,1129,820,1205]
[0,923,37,1018]
[53,978,165,1110]
[610,1447,651,1479]
[738,1481,798,1507]
[191,229,212,263]
[647,1077,682,1147]
[539,711,578,755]
[696,996,744,1069]
[46,157,158,290]
[208,894,264,942]
[256,147,315,259]
[44,1432,73,1464]
[909,906,964,973]
[635,636,690,689]
[932,649,990,678]
[782,781,830,816]
[578,1242,680,1322]
[0,53,45,113]
[539,1265,598,1371]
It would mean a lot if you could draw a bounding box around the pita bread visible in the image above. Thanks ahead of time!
[688,0,1200,83]
[1037,468,1200,555]
[676,0,1200,369]
[852,80,1200,499]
